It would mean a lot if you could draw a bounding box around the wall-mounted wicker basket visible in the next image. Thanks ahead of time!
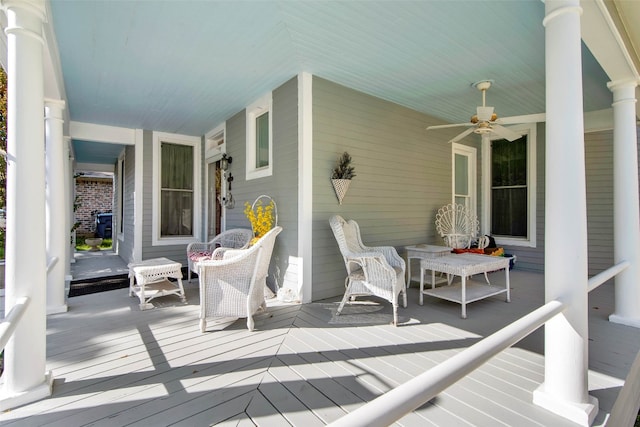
[331,179,351,205]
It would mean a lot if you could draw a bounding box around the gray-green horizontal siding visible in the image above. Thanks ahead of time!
[311,77,452,301]
[585,130,615,278]
[224,76,299,293]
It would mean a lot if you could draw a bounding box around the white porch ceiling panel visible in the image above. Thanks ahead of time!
[49,0,614,140]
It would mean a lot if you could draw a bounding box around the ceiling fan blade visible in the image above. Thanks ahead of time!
[448,127,476,143]
[426,122,473,130]
[498,113,546,125]
[491,124,521,141]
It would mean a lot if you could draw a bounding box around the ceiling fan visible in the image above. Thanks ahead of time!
[426,80,545,144]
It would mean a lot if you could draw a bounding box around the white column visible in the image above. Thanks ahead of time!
[0,0,53,411]
[64,136,73,276]
[608,79,640,328]
[45,99,68,314]
[68,140,77,265]
[532,1,598,425]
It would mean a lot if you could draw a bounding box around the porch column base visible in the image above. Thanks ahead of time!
[0,370,53,412]
[533,384,598,426]
[46,304,68,315]
[609,313,640,329]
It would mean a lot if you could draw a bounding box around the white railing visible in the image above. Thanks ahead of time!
[587,261,629,293]
[329,300,565,427]
[329,260,632,427]
[0,296,30,351]
[47,256,59,274]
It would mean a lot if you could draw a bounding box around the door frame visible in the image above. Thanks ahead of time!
[451,143,477,218]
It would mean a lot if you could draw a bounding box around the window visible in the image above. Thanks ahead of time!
[152,132,201,245]
[491,137,527,237]
[246,93,272,180]
[161,142,193,236]
[482,124,536,247]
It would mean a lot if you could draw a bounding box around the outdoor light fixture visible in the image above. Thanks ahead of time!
[220,153,233,171]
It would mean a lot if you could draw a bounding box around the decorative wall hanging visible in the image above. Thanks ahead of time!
[330,152,355,205]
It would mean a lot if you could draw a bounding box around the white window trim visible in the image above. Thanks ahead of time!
[451,143,477,216]
[205,123,226,161]
[481,123,537,248]
[152,131,201,246]
[116,152,125,242]
[246,92,273,180]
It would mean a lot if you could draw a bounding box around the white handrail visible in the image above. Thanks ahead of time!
[47,256,59,274]
[0,296,30,350]
[587,260,629,293]
[329,300,566,427]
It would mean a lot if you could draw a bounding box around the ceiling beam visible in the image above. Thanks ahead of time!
[581,0,640,83]
[69,121,137,145]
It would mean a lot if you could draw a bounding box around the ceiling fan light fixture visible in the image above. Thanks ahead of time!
[473,127,493,135]
[477,106,494,122]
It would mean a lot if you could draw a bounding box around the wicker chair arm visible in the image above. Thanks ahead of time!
[367,245,406,270]
[218,247,247,260]
[345,251,395,275]
[187,241,215,254]
[344,251,387,263]
[208,246,233,260]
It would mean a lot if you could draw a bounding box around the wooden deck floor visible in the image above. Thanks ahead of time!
[1,270,639,426]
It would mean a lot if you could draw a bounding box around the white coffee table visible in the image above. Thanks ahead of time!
[128,257,186,310]
[405,244,451,287]
[419,253,510,318]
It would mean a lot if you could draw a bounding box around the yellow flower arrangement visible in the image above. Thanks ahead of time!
[244,198,276,243]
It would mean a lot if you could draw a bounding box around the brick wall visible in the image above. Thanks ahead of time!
[75,177,114,237]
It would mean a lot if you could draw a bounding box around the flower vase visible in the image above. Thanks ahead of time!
[331,179,351,205]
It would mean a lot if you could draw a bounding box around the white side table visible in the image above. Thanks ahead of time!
[128,257,186,310]
[404,244,451,287]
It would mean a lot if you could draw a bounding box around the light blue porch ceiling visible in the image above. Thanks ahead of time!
[49,0,614,161]
[72,140,126,165]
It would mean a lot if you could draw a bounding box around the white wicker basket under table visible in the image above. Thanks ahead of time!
[419,253,510,318]
[128,257,186,310]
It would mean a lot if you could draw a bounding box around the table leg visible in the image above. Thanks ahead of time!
[177,277,186,303]
[419,266,424,305]
[407,257,412,288]
[505,267,511,302]
[461,275,467,319]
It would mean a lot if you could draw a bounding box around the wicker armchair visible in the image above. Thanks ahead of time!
[329,215,407,326]
[197,226,282,332]
[186,228,253,282]
[435,203,479,249]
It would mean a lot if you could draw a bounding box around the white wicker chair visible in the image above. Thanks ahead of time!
[186,228,253,282]
[435,203,479,249]
[435,203,491,283]
[329,215,407,326]
[197,226,282,332]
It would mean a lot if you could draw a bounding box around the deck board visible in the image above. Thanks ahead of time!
[1,270,639,426]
